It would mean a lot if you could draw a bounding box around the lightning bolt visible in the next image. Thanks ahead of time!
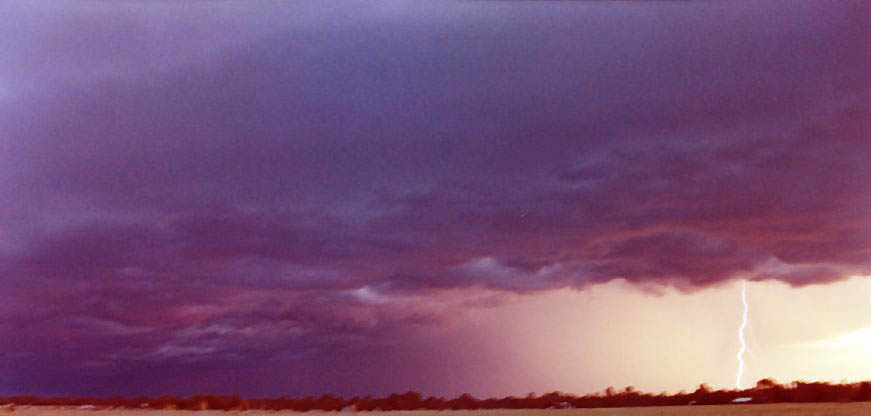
[736,280,748,389]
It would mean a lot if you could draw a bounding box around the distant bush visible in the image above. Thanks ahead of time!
[5,379,871,411]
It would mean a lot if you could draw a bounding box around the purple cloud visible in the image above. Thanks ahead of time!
[0,0,868,397]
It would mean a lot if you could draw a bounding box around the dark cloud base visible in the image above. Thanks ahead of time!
[0,0,868,397]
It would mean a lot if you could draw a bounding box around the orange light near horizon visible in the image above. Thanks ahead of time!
[455,276,871,396]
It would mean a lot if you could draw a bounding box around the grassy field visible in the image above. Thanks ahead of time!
[6,403,871,416]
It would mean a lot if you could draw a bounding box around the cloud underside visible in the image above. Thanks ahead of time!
[0,0,868,395]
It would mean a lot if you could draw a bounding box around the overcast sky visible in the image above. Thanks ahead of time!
[1,0,869,398]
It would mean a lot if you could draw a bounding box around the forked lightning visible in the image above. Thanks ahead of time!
[736,281,749,389]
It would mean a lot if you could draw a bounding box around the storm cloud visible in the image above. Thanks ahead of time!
[1,0,868,397]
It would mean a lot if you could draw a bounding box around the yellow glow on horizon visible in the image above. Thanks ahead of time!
[455,275,871,396]
[787,327,871,350]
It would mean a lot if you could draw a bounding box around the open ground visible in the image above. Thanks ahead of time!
[7,404,871,416]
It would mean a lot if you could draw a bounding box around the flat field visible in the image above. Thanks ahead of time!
[7,404,871,416]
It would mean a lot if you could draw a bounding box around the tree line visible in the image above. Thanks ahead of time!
[4,379,871,411]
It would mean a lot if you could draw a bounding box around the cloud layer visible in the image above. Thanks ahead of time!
[1,0,868,397]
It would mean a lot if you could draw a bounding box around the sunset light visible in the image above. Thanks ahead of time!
[1,1,868,414]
